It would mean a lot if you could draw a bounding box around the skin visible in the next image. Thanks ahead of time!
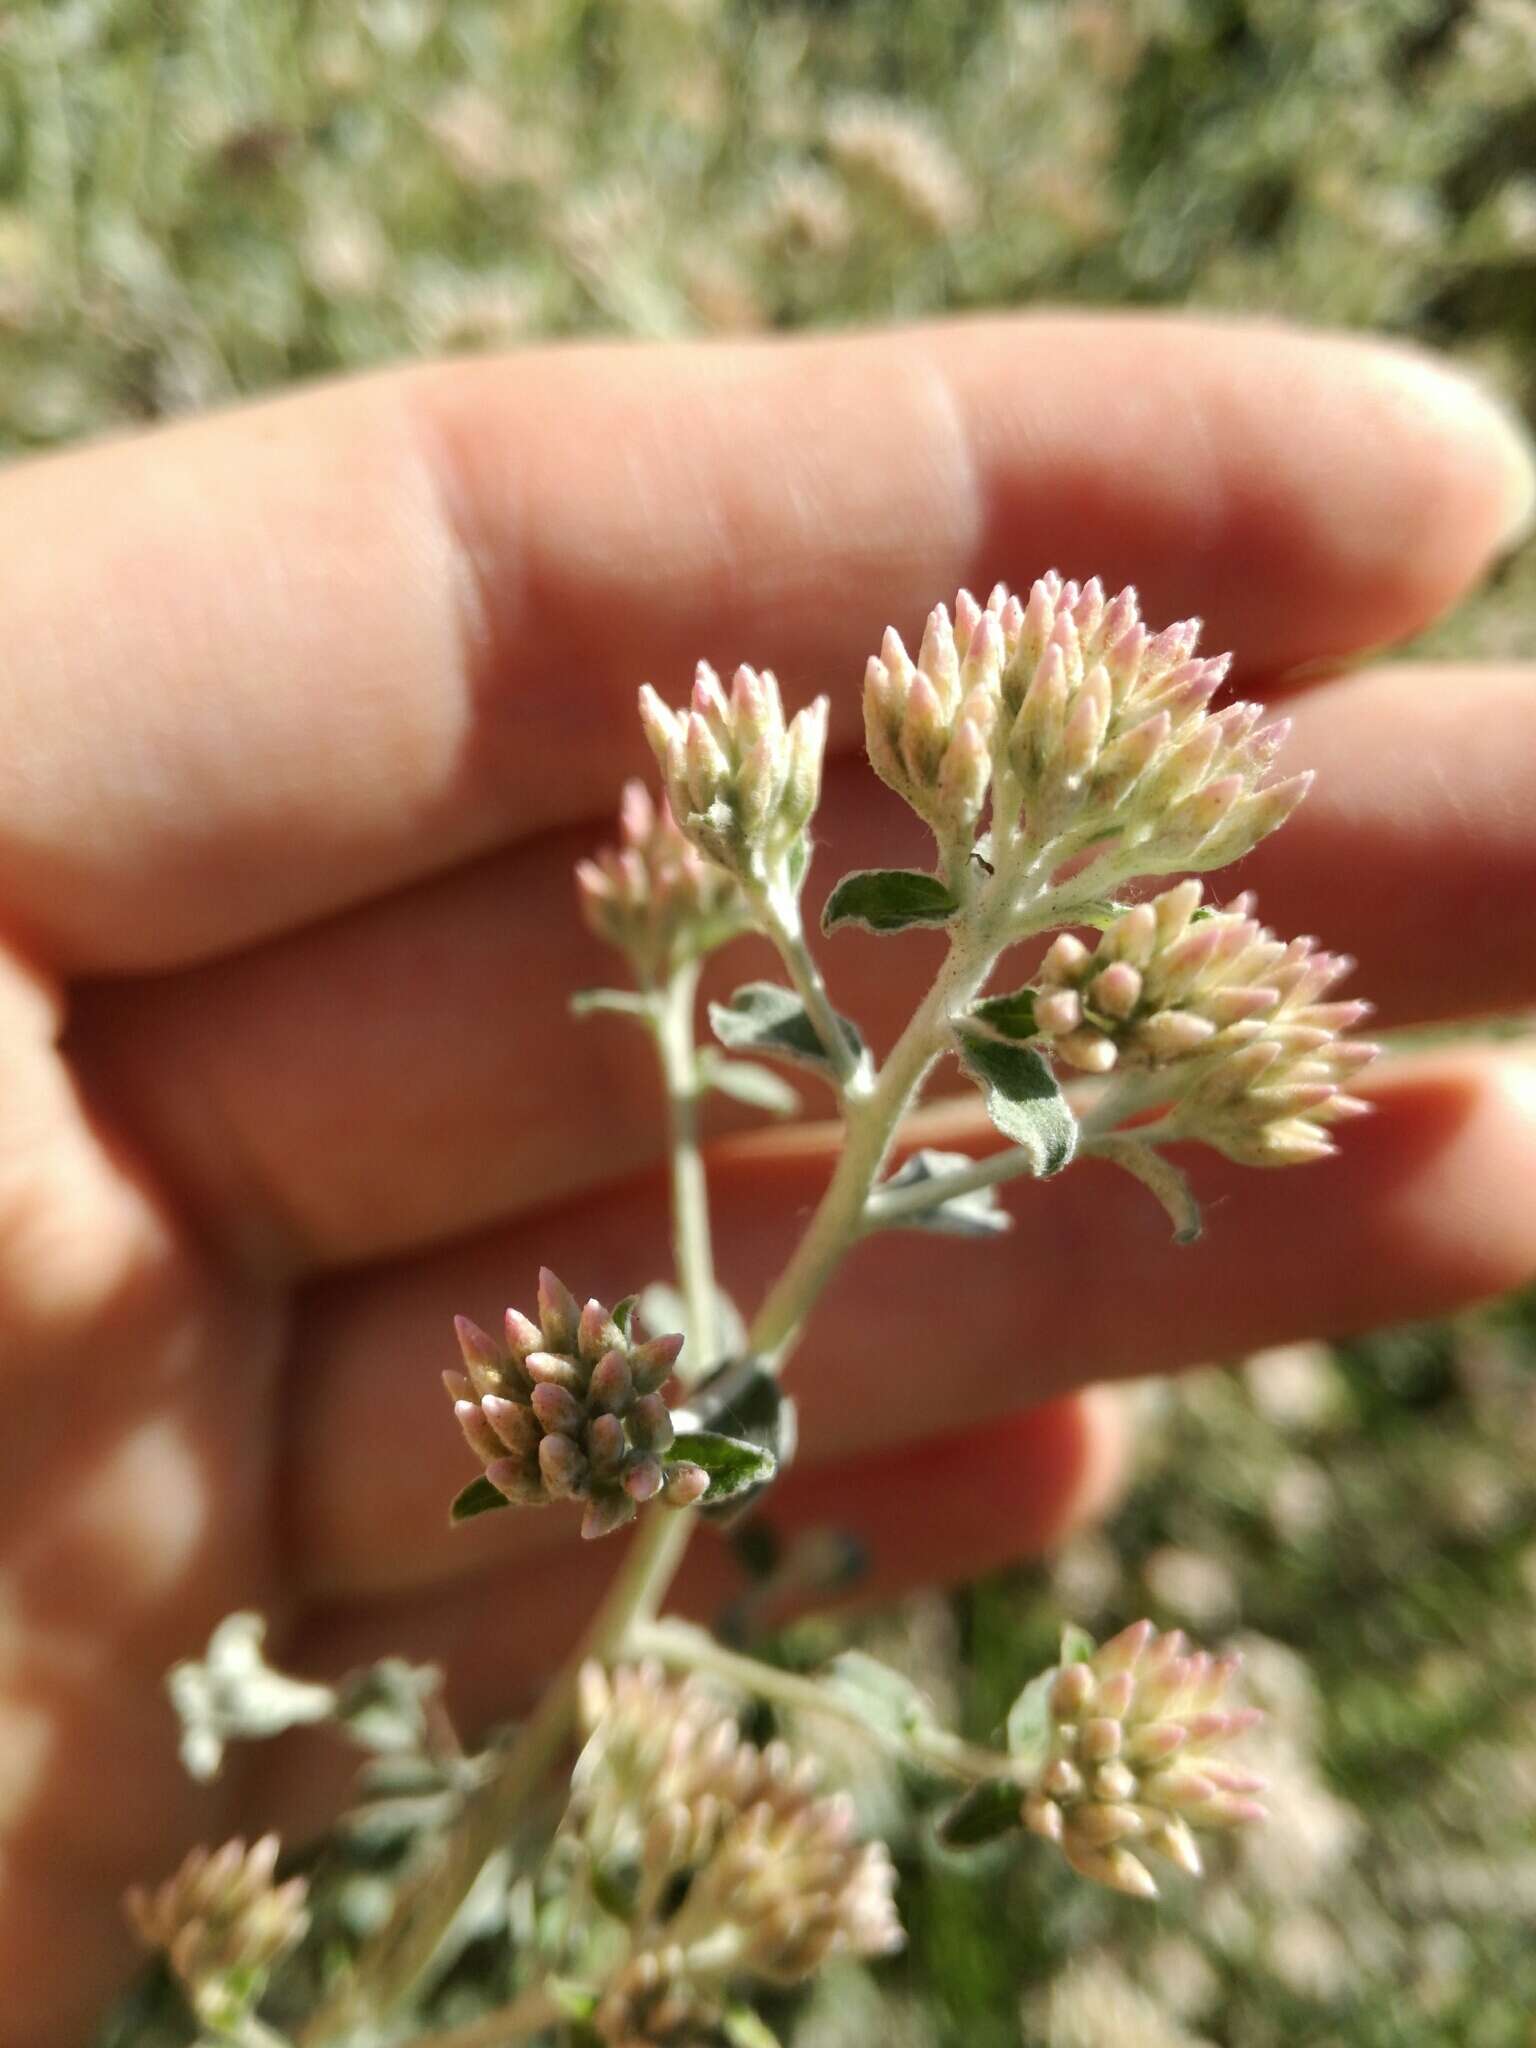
[1,313,1535,2043]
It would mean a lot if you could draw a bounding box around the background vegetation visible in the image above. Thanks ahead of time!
[3,1,1533,2041]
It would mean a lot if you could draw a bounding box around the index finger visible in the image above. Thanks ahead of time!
[0,314,1527,973]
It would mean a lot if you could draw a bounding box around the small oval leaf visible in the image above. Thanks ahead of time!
[968,987,1038,1041]
[936,1777,1024,1851]
[668,1430,778,1502]
[449,1474,513,1523]
[708,982,865,1079]
[822,868,960,936]
[873,1149,1012,1238]
[952,1026,1078,1178]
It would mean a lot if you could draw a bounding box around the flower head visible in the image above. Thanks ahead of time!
[125,1835,308,2026]
[576,779,749,982]
[446,1273,704,1540]
[639,662,828,886]
[1028,880,1377,1162]
[572,1663,901,2043]
[863,592,1001,852]
[1023,1622,1266,1897]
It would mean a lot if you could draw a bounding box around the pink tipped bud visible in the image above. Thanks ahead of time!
[454,1316,503,1386]
[628,1391,676,1455]
[588,1350,634,1414]
[664,1462,710,1507]
[537,1269,581,1350]
[531,1383,584,1438]
[624,1454,665,1503]
[538,1432,587,1499]
[632,1330,686,1392]
[1091,961,1142,1019]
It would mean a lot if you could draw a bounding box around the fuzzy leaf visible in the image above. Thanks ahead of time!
[1095,1137,1203,1243]
[1005,1670,1056,1765]
[968,987,1038,1040]
[936,1777,1024,1850]
[709,981,864,1078]
[699,1052,802,1117]
[822,868,960,936]
[952,1027,1078,1177]
[667,1430,778,1502]
[1059,1623,1096,1665]
[822,1650,939,1742]
[570,987,649,1020]
[610,1294,638,1340]
[874,1149,1012,1239]
[449,1474,513,1523]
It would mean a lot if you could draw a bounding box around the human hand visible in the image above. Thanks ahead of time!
[2,314,1533,2045]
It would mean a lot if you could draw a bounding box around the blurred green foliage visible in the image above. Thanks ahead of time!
[23,0,1529,2041]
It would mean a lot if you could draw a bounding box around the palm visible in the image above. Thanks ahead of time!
[4,316,1535,2048]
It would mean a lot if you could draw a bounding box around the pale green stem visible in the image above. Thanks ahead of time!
[860,1123,1183,1230]
[652,961,718,1376]
[748,881,867,1096]
[399,1981,563,2048]
[630,1620,1014,1786]
[747,885,1017,1367]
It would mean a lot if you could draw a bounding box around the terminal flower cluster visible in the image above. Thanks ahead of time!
[446,1270,703,1541]
[1023,1623,1267,1899]
[125,1835,308,2029]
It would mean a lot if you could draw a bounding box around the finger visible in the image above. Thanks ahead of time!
[283,1045,1536,1600]
[1241,661,1536,1026]
[72,663,1536,1272]
[3,318,1529,973]
[259,1393,1123,1841]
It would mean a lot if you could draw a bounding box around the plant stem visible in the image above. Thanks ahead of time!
[747,898,1006,1366]
[399,1982,563,2048]
[653,961,717,1376]
[749,882,867,1095]
[630,1620,1013,1785]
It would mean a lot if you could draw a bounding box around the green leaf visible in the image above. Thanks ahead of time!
[874,1149,1012,1239]
[570,987,649,1020]
[549,1978,601,2022]
[699,1052,802,1117]
[723,2004,783,2048]
[821,1650,938,1743]
[448,1474,512,1524]
[968,987,1038,1040]
[936,1777,1024,1850]
[668,1430,778,1502]
[1004,1669,1056,1765]
[610,1294,638,1340]
[822,867,960,936]
[1094,1137,1203,1243]
[709,982,865,1079]
[952,1027,1078,1177]
[1059,1623,1096,1665]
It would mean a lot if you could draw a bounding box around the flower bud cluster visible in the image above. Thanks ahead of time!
[446,1272,704,1541]
[863,594,1001,848]
[1023,1622,1266,1898]
[573,1663,902,2043]
[1029,880,1377,1162]
[639,662,828,885]
[125,1835,308,2017]
[864,574,1306,878]
[576,780,749,982]
[994,572,1306,869]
